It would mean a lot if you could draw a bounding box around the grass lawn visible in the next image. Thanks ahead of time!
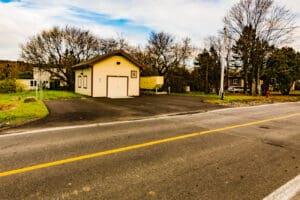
[0,90,84,126]
[175,91,300,106]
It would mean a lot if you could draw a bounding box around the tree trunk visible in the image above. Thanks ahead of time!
[256,67,261,95]
[243,65,248,94]
[205,65,209,94]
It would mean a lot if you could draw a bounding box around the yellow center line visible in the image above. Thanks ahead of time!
[1,113,299,177]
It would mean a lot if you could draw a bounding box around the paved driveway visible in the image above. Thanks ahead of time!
[21,95,225,128]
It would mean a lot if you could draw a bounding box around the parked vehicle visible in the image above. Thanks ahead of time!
[228,86,245,93]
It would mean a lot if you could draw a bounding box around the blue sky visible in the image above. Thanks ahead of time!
[0,0,18,2]
[0,0,299,60]
[69,6,152,34]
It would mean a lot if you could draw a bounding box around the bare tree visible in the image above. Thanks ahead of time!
[194,46,221,94]
[224,0,296,95]
[96,33,132,55]
[224,0,295,45]
[63,26,100,63]
[21,26,101,89]
[21,26,131,90]
[145,31,193,76]
[205,34,233,90]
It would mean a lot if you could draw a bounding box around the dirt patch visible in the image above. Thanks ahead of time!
[17,95,226,129]
[0,104,18,111]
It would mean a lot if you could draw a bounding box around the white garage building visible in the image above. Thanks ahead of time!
[73,50,144,98]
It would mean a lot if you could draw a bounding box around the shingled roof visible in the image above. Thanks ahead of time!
[72,49,145,69]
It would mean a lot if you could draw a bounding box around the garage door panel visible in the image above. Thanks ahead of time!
[107,77,128,98]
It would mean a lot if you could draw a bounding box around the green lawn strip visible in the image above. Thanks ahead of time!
[0,99,48,125]
[173,92,300,106]
[0,90,84,126]
[40,90,84,100]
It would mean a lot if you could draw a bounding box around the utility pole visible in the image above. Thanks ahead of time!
[219,27,227,100]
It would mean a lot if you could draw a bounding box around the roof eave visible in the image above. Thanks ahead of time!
[72,64,93,70]
[72,50,146,70]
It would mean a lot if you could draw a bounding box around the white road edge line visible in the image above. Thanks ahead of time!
[0,114,182,138]
[0,101,299,138]
[263,174,300,200]
[209,101,300,113]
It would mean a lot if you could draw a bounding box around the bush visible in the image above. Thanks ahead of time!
[16,81,26,92]
[164,75,186,93]
[0,79,16,93]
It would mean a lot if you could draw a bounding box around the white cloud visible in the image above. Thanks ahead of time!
[0,1,138,59]
[284,0,300,50]
[65,0,238,41]
[0,0,299,60]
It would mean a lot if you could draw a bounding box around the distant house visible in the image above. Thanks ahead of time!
[227,68,244,88]
[17,67,67,90]
[72,50,144,98]
[226,69,266,94]
[0,60,68,90]
[32,67,67,89]
[228,76,244,88]
[0,60,35,90]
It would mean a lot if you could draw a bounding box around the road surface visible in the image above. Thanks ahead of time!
[0,102,299,199]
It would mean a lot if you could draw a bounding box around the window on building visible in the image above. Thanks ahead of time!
[30,80,37,87]
[42,80,48,88]
[233,79,239,85]
[78,76,82,88]
[83,75,88,89]
[131,70,137,78]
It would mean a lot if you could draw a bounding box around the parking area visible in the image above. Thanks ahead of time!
[20,95,226,129]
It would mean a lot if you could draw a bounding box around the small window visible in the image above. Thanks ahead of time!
[78,76,82,88]
[30,80,37,87]
[131,70,137,78]
[83,75,88,89]
[42,80,47,88]
[233,79,239,85]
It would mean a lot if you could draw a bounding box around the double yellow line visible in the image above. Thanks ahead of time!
[1,113,299,177]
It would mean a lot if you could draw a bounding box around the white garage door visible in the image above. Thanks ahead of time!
[107,77,128,98]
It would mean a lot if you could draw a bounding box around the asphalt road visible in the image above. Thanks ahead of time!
[0,102,299,200]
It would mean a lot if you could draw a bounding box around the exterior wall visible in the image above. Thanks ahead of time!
[16,79,31,90]
[294,80,300,90]
[92,56,140,97]
[33,68,51,88]
[33,67,67,88]
[228,77,244,87]
[16,79,44,90]
[75,67,92,96]
[140,76,164,90]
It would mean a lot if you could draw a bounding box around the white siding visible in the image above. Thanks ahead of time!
[75,67,92,96]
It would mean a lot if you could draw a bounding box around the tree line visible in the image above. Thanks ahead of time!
[18,0,300,95]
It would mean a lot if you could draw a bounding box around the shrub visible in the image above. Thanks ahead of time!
[164,75,186,93]
[0,79,16,93]
[16,81,26,92]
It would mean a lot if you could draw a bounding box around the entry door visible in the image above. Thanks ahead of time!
[107,77,128,98]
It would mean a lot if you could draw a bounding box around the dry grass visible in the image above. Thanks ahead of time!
[175,91,300,107]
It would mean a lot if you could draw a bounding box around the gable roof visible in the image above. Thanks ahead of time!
[72,49,145,69]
